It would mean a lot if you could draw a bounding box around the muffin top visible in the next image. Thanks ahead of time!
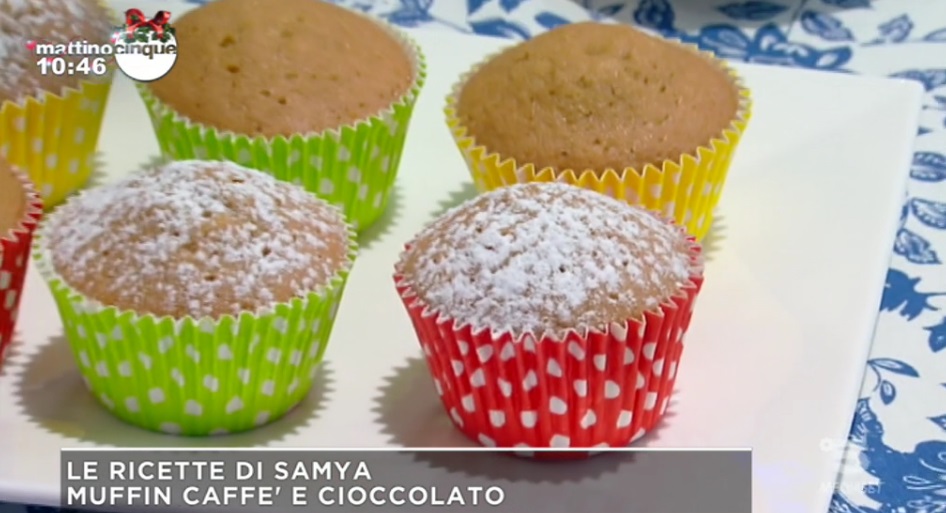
[148,0,414,138]
[0,0,113,103]
[0,160,25,236]
[45,160,352,319]
[397,182,699,338]
[456,22,740,173]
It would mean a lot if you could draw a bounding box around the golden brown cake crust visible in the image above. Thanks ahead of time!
[148,0,414,138]
[0,159,25,236]
[0,0,113,103]
[397,182,699,338]
[456,22,740,173]
[45,161,351,319]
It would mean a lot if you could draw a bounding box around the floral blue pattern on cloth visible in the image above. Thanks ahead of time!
[2,1,945,513]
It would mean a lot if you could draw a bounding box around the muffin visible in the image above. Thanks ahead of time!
[138,0,426,232]
[0,159,42,366]
[0,0,115,208]
[33,160,357,435]
[445,22,751,241]
[394,182,704,451]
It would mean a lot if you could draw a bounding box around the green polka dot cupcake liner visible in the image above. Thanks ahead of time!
[31,215,358,437]
[135,18,426,233]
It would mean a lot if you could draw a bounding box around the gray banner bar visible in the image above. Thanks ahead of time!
[61,449,751,513]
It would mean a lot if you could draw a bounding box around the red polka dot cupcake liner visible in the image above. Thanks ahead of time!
[394,242,704,456]
[0,168,43,366]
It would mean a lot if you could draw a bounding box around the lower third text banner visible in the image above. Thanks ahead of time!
[61,448,751,513]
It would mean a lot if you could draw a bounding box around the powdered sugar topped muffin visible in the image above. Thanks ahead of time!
[45,160,350,319]
[0,0,113,102]
[394,182,705,451]
[35,160,357,436]
[0,0,116,209]
[397,182,698,338]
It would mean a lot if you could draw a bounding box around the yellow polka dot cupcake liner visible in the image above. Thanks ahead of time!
[31,207,358,436]
[0,77,114,210]
[0,0,117,210]
[444,46,752,242]
[136,17,426,233]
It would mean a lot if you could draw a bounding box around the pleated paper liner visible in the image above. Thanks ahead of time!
[0,168,43,367]
[393,240,705,458]
[31,204,359,436]
[0,0,118,210]
[444,45,752,242]
[136,16,427,233]
[0,76,114,210]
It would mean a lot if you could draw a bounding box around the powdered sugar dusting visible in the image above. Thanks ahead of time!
[0,0,112,101]
[45,160,351,319]
[398,182,699,338]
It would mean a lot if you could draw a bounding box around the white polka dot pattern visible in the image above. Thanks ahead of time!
[445,47,751,243]
[0,169,43,367]
[32,200,356,435]
[0,74,114,209]
[396,249,704,450]
[136,18,427,234]
[55,290,346,436]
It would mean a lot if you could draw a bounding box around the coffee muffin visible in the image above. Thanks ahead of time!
[33,160,357,435]
[0,159,42,365]
[445,22,751,241]
[0,0,115,208]
[139,0,426,231]
[394,182,704,451]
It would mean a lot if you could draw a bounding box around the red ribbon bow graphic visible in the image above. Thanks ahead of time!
[123,9,172,40]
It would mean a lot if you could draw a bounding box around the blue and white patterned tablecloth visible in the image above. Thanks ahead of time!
[4,1,946,512]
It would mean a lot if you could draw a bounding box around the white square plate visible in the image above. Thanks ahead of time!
[0,19,923,513]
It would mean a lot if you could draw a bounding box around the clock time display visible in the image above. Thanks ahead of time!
[36,56,109,77]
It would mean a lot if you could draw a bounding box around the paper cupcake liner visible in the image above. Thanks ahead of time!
[0,169,43,367]
[136,15,427,232]
[394,238,705,451]
[0,76,114,209]
[32,202,358,436]
[0,0,117,209]
[444,44,752,242]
